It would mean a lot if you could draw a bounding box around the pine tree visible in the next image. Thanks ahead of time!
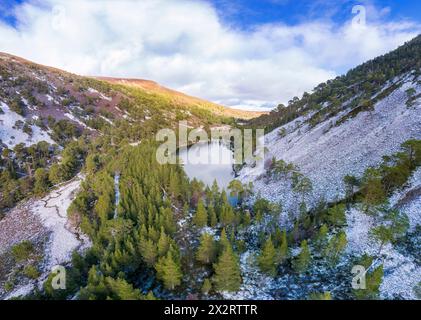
[196,233,217,264]
[324,231,347,266]
[293,240,311,273]
[48,163,63,184]
[315,224,329,250]
[208,205,218,227]
[193,199,208,228]
[278,230,288,264]
[258,236,278,276]
[34,168,50,195]
[219,228,230,253]
[157,228,170,257]
[212,245,242,292]
[326,204,346,227]
[220,203,235,226]
[370,209,409,252]
[211,180,220,205]
[106,277,142,300]
[201,278,212,295]
[290,220,300,244]
[155,251,182,290]
[255,210,263,223]
[343,175,359,202]
[139,238,158,267]
[242,210,251,227]
[361,168,387,212]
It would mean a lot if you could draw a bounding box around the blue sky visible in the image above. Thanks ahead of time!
[0,0,420,110]
[207,0,421,28]
[0,0,24,26]
[2,1,421,28]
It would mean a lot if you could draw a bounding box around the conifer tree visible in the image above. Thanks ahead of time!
[293,240,311,273]
[343,174,359,202]
[220,203,235,226]
[208,205,218,227]
[201,278,212,295]
[139,238,158,267]
[157,228,170,257]
[196,233,217,264]
[212,245,242,292]
[326,204,346,227]
[34,168,50,195]
[370,209,409,251]
[193,199,208,228]
[106,277,142,300]
[290,220,300,244]
[155,251,182,290]
[315,224,329,250]
[183,202,190,217]
[48,163,62,185]
[324,231,347,266]
[242,210,251,227]
[258,236,278,276]
[361,168,387,212]
[218,228,230,253]
[211,180,220,206]
[255,210,263,223]
[278,229,288,264]
[273,228,282,246]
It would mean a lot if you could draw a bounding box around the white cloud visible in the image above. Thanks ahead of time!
[0,0,419,110]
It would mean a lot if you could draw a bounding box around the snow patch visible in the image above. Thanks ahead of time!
[346,207,421,299]
[0,101,55,147]
[31,176,90,268]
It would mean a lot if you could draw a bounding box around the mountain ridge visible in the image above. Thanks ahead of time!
[249,34,421,133]
[96,76,266,120]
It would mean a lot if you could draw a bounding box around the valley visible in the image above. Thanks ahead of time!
[0,35,420,301]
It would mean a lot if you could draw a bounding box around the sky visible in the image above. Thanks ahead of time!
[0,0,420,111]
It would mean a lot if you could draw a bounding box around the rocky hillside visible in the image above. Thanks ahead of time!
[0,52,260,149]
[237,35,421,299]
[241,35,421,213]
[0,51,261,212]
[241,70,421,213]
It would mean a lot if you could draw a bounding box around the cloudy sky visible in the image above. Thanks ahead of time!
[0,0,420,110]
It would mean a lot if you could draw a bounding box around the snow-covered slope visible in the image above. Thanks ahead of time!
[237,70,421,300]
[0,101,54,148]
[240,73,421,215]
[0,176,89,299]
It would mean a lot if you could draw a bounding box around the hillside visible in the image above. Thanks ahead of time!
[249,35,421,132]
[0,51,250,212]
[241,34,421,213]
[237,35,421,299]
[0,52,260,149]
[97,77,266,120]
